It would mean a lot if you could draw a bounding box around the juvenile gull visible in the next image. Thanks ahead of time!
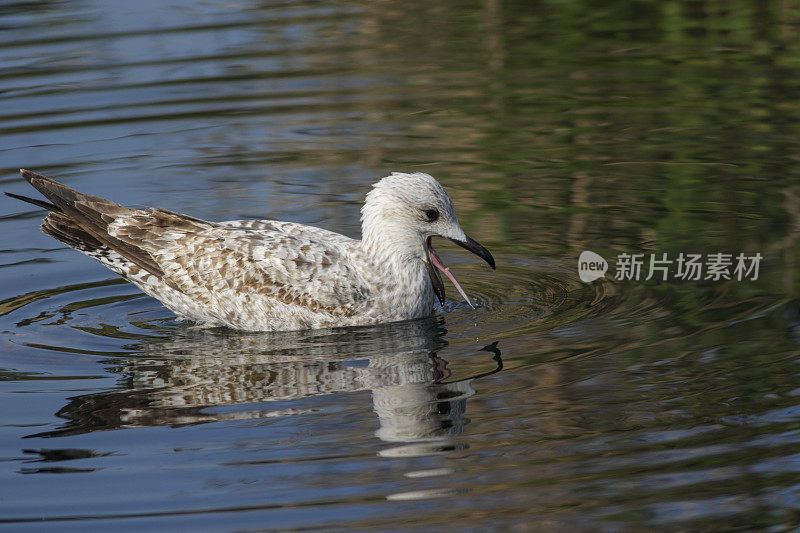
[6,170,494,331]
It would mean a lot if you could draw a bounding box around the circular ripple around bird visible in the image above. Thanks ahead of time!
[438,254,628,341]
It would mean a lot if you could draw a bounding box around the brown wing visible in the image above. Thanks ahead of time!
[109,218,375,318]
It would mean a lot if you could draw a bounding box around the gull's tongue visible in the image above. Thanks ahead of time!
[428,247,475,309]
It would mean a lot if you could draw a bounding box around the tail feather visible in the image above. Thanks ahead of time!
[6,175,101,254]
[10,169,165,279]
[42,212,104,252]
[4,191,58,211]
[21,169,130,227]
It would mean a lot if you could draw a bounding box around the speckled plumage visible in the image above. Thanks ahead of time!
[9,169,494,331]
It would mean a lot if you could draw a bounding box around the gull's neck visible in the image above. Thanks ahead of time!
[360,201,434,316]
[361,219,424,267]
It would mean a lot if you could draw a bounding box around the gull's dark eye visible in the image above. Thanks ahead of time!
[424,209,439,222]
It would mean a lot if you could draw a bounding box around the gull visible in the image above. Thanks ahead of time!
[6,170,494,331]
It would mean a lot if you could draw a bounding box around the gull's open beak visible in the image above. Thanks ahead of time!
[425,259,446,306]
[425,234,495,308]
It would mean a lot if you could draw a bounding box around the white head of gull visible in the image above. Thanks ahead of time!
[7,170,495,331]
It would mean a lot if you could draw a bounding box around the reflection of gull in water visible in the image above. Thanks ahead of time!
[29,319,501,461]
[9,170,494,331]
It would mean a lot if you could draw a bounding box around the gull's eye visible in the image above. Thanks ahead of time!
[424,209,439,222]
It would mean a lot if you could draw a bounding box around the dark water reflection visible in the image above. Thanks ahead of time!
[31,319,495,452]
[2,0,800,530]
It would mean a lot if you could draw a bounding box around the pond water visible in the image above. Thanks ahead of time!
[2,0,800,530]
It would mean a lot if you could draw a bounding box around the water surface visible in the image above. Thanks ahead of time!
[2,0,800,530]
